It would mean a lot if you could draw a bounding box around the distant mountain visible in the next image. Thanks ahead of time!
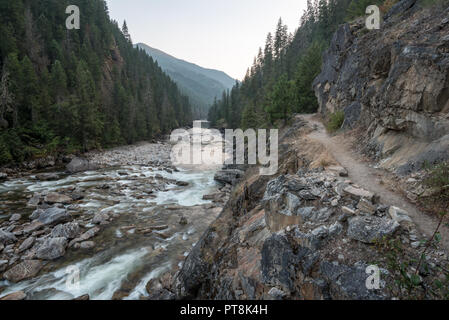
[136,43,236,117]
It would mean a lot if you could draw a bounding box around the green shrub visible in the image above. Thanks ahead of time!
[326,111,345,133]
[423,162,449,208]
[346,0,383,20]
[0,138,13,165]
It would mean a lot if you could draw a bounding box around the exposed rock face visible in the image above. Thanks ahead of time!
[214,169,245,185]
[172,116,448,300]
[313,1,449,173]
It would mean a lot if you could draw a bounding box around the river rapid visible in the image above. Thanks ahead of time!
[0,137,228,300]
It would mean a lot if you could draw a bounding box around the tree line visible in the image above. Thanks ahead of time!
[0,0,193,165]
[208,0,393,129]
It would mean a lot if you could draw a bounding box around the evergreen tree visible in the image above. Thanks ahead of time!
[0,0,193,165]
[294,42,324,113]
[0,64,13,129]
[122,20,132,43]
[208,0,354,130]
[266,74,295,124]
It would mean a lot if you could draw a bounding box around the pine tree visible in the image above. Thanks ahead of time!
[75,60,102,150]
[122,20,132,43]
[274,18,288,59]
[0,64,13,129]
[21,55,39,124]
[50,60,67,103]
[266,74,295,124]
[294,41,324,113]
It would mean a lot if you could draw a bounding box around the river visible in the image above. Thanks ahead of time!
[0,136,227,300]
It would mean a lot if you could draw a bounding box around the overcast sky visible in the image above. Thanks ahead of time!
[105,0,307,80]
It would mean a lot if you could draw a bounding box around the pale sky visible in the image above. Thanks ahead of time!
[105,0,307,80]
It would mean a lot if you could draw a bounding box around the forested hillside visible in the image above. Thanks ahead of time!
[137,43,236,118]
[207,0,393,128]
[0,0,193,166]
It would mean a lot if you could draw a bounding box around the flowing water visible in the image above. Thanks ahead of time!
[0,162,222,300]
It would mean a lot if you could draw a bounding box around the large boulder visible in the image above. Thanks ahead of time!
[3,260,43,283]
[347,216,400,243]
[36,237,68,260]
[66,157,98,174]
[32,207,71,225]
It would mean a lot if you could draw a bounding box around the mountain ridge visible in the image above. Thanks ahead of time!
[136,43,236,117]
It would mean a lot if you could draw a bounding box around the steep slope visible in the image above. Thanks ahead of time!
[136,43,236,117]
[313,0,449,175]
[168,116,448,300]
[0,0,192,167]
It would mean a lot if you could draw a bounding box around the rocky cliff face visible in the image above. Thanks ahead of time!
[313,0,449,174]
[146,2,449,301]
[167,118,448,300]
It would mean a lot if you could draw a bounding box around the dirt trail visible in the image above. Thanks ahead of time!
[301,114,449,252]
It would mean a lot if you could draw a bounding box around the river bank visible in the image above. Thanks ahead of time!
[0,139,230,300]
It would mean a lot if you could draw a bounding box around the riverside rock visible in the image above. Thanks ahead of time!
[66,157,99,174]
[3,260,43,283]
[51,222,81,239]
[91,212,109,224]
[0,229,17,245]
[9,214,21,222]
[0,291,27,300]
[18,236,35,253]
[44,193,72,204]
[32,207,71,225]
[36,237,68,260]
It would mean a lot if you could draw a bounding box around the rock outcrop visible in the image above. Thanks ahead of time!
[171,116,448,300]
[313,0,449,174]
